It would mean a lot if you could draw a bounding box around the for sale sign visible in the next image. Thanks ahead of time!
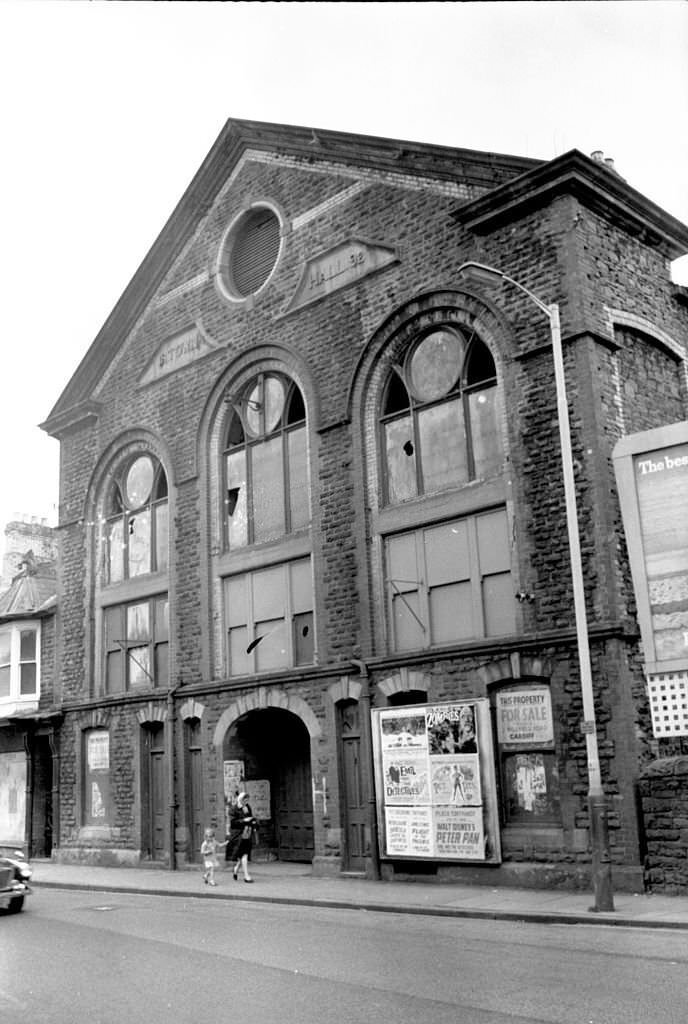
[496,686,554,749]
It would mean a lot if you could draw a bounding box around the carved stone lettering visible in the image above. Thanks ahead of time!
[139,325,222,386]
[285,239,398,313]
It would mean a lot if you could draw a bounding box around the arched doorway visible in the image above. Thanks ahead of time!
[223,708,314,862]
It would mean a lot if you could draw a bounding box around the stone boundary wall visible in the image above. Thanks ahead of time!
[638,756,688,894]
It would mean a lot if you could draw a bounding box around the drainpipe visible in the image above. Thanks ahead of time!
[166,687,179,871]
[49,725,60,858]
[351,659,381,880]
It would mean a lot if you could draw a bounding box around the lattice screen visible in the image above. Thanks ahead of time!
[647,673,688,738]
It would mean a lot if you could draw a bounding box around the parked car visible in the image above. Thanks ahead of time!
[0,850,32,914]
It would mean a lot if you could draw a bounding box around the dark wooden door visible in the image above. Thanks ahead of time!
[276,745,314,862]
[144,726,166,860]
[339,701,367,871]
[31,738,53,858]
[185,720,203,862]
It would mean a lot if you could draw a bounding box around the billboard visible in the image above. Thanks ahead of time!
[614,422,688,737]
[614,425,688,671]
[371,699,501,863]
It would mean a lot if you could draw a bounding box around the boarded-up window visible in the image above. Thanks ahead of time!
[225,558,314,676]
[386,509,514,652]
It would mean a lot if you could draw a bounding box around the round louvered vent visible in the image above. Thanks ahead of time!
[218,206,281,301]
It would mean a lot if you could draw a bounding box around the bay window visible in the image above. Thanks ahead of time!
[0,622,39,710]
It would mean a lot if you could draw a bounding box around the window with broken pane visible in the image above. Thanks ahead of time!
[224,557,314,676]
[380,328,502,504]
[104,596,169,692]
[105,455,169,583]
[385,509,514,652]
[223,374,309,549]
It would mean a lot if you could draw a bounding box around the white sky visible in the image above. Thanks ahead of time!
[0,0,687,549]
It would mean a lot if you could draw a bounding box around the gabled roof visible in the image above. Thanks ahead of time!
[40,119,688,442]
[39,117,541,437]
[0,552,57,620]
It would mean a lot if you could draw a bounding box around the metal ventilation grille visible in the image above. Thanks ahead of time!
[231,209,280,297]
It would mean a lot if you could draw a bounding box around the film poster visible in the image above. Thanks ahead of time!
[378,702,487,861]
[435,805,484,857]
[384,805,433,857]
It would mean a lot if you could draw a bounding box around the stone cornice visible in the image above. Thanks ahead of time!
[39,400,102,439]
[452,149,688,260]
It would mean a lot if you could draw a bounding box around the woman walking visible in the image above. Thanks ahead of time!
[227,792,257,883]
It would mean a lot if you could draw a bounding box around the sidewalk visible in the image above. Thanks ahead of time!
[29,859,688,930]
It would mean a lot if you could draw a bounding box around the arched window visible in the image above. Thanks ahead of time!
[380,327,502,504]
[223,373,309,548]
[106,454,168,583]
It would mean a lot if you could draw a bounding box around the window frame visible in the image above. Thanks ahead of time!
[0,620,40,710]
[82,728,112,827]
[492,683,561,828]
[384,509,515,653]
[103,595,169,693]
[379,326,501,506]
[104,455,169,585]
[224,557,314,677]
[222,372,309,550]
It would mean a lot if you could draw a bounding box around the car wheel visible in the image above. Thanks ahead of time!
[8,895,24,914]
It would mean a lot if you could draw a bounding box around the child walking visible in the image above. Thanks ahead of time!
[200,827,227,886]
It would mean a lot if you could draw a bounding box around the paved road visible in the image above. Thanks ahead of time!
[1,890,685,1024]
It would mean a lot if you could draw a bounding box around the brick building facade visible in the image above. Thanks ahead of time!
[40,120,688,888]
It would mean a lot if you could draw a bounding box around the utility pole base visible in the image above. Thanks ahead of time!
[588,791,614,912]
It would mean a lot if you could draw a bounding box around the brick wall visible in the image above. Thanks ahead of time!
[49,139,688,886]
[638,757,688,893]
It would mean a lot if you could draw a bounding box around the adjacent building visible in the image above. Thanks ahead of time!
[0,549,58,857]
[39,120,688,887]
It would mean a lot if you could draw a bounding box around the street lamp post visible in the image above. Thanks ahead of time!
[457,262,614,912]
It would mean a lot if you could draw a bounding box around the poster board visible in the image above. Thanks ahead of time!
[243,779,271,820]
[223,762,271,823]
[371,699,501,863]
[614,422,688,737]
[614,422,688,674]
[223,760,245,802]
[0,751,26,845]
[223,760,245,832]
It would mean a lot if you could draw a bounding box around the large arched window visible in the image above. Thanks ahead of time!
[380,327,502,504]
[223,373,309,548]
[105,454,169,583]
